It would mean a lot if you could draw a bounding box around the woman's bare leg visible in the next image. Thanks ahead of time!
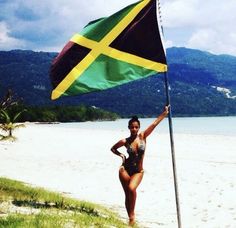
[119,168,144,225]
[127,172,144,225]
[119,167,131,216]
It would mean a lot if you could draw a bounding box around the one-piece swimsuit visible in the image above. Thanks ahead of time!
[123,140,145,176]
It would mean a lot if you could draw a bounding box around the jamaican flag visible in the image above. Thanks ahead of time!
[50,0,167,100]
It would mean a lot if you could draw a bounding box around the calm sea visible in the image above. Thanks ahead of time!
[55,116,236,136]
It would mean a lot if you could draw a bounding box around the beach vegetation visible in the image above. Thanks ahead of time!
[0,89,119,123]
[0,109,25,141]
[0,177,136,227]
[0,90,26,141]
[0,89,19,111]
[9,104,119,122]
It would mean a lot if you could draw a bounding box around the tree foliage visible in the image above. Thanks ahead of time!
[0,48,236,117]
[9,104,119,123]
[0,90,25,141]
[0,110,25,141]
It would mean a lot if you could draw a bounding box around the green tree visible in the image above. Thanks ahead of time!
[0,109,25,141]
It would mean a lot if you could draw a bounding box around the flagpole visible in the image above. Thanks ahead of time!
[163,72,182,228]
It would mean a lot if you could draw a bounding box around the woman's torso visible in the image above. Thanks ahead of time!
[124,134,146,174]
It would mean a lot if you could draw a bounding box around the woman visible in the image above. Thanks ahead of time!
[111,106,169,225]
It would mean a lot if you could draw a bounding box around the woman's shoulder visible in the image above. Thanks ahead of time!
[113,138,127,148]
[138,131,145,140]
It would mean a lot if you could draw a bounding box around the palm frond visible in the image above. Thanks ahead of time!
[0,110,11,123]
[13,109,26,122]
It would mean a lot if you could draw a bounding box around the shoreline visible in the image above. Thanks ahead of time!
[0,122,236,227]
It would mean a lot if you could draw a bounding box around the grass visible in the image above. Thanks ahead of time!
[0,177,138,228]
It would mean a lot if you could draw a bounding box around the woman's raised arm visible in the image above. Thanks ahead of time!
[143,105,169,139]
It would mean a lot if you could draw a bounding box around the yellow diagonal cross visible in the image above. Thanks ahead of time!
[71,34,167,73]
[52,0,166,100]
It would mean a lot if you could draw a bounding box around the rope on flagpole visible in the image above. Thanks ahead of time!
[157,1,182,228]
[157,0,165,37]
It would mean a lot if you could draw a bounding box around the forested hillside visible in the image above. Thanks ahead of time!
[0,47,236,117]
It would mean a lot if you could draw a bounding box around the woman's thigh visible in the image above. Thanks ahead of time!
[129,172,144,190]
[119,166,130,190]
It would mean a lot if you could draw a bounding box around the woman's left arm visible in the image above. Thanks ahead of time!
[143,105,169,139]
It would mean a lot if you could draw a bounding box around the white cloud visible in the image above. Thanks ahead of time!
[162,0,199,28]
[0,0,138,51]
[187,29,236,55]
[0,0,236,55]
[164,39,174,49]
[188,29,216,51]
[0,22,26,50]
[162,0,236,55]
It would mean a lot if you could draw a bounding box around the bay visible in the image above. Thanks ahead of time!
[54,116,236,136]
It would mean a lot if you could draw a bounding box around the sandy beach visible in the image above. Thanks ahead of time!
[0,121,236,227]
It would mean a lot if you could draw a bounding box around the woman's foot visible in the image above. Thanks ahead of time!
[129,216,135,226]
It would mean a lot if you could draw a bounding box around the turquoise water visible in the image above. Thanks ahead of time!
[54,116,236,136]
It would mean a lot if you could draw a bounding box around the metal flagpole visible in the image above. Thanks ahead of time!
[156,0,182,226]
[164,72,182,228]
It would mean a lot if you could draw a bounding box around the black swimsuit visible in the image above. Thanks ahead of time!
[123,140,145,176]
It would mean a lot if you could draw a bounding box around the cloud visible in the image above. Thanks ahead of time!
[14,5,41,21]
[162,0,236,55]
[162,0,199,28]
[0,0,236,56]
[187,29,236,56]
[0,22,26,50]
[0,0,137,52]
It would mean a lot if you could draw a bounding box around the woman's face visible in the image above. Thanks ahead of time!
[128,121,140,136]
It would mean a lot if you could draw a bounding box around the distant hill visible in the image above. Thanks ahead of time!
[0,47,236,117]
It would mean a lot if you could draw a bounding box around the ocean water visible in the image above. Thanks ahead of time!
[54,116,236,136]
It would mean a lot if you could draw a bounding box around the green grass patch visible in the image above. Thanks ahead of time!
[0,177,137,228]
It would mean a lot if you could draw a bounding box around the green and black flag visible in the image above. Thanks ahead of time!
[50,0,167,100]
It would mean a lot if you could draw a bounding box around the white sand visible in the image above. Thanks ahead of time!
[0,122,236,227]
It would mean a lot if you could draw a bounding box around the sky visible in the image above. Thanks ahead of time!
[0,0,236,56]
